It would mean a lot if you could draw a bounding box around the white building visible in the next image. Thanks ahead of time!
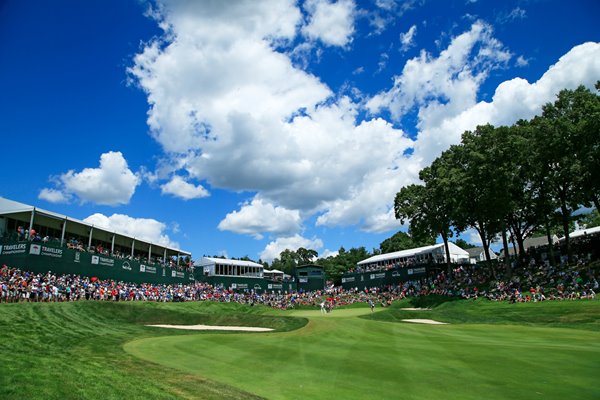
[195,256,264,278]
[357,242,469,270]
[465,247,498,264]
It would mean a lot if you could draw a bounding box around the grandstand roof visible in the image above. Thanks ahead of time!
[562,226,600,240]
[0,197,190,255]
[196,257,263,268]
[358,242,469,265]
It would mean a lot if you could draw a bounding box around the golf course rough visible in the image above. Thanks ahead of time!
[124,302,600,400]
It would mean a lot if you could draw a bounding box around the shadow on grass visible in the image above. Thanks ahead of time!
[407,295,462,309]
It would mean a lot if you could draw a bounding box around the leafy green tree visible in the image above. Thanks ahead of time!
[572,83,600,211]
[454,239,477,250]
[296,247,318,265]
[530,85,599,262]
[395,179,452,271]
[433,132,504,263]
[577,209,600,229]
[379,231,435,254]
[317,246,371,284]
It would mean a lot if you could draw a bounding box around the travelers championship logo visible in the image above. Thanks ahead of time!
[29,244,62,258]
[92,256,114,267]
[122,261,131,271]
[74,252,80,263]
[29,244,42,255]
[140,264,146,272]
[0,243,27,255]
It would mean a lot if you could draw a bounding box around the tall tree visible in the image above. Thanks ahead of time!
[500,122,545,263]
[454,239,477,250]
[441,128,507,263]
[530,85,598,262]
[395,179,453,271]
[379,230,435,254]
[296,247,318,265]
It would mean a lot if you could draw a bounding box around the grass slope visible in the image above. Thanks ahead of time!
[0,301,305,399]
[368,296,600,330]
[125,300,600,400]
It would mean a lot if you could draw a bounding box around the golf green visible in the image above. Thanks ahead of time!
[124,306,600,400]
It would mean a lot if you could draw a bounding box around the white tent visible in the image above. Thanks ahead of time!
[357,242,469,269]
[562,226,600,240]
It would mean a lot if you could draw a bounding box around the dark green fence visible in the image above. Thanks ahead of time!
[0,239,194,284]
[340,266,430,290]
[197,275,296,294]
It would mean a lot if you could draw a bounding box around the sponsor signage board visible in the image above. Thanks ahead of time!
[408,267,426,275]
[92,255,114,266]
[0,243,27,255]
[171,271,185,278]
[30,244,63,258]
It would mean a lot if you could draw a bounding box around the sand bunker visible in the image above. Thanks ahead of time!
[401,319,448,325]
[399,307,431,311]
[147,324,274,332]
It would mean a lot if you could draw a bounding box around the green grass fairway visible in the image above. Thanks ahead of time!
[1,299,599,399]
[125,301,600,400]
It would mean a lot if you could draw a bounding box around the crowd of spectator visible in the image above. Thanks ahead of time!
[2,252,597,308]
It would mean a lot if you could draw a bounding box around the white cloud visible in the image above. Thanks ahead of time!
[413,41,600,166]
[497,7,526,24]
[367,21,512,123]
[302,0,356,47]
[320,249,339,258]
[377,52,389,73]
[38,188,71,204]
[259,234,324,262]
[467,229,483,246]
[41,151,140,206]
[84,213,179,248]
[218,197,302,239]
[399,24,417,52]
[515,55,529,67]
[131,2,600,243]
[160,175,209,200]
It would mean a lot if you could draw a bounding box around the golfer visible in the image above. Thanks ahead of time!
[368,299,375,312]
[320,300,327,314]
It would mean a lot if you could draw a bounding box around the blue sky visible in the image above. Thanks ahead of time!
[1,0,599,262]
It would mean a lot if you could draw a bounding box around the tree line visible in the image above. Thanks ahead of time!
[394,83,600,272]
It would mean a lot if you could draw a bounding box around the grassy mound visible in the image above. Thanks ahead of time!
[368,296,600,330]
[0,301,306,399]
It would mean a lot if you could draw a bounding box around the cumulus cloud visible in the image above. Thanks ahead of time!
[399,24,417,52]
[302,0,356,47]
[320,249,340,258]
[515,55,529,67]
[130,1,600,243]
[160,175,209,200]
[84,213,179,248]
[259,234,324,262]
[38,188,71,204]
[40,151,140,206]
[218,197,302,239]
[412,41,600,166]
[367,21,512,123]
[366,0,421,37]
